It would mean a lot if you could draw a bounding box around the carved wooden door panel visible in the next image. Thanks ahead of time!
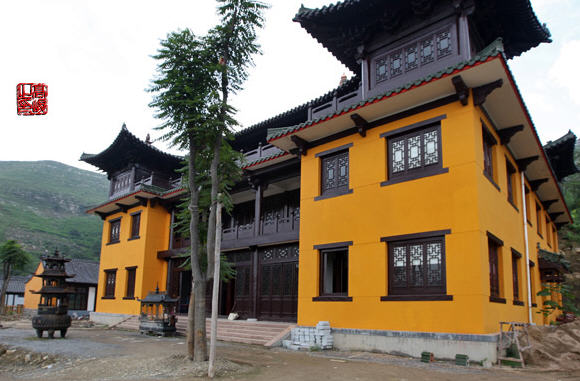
[257,244,298,322]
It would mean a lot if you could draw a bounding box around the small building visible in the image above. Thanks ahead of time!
[1,275,29,306]
[24,258,99,314]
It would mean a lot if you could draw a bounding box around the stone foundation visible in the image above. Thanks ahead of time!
[331,328,498,362]
[90,312,136,326]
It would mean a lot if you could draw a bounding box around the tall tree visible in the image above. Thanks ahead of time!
[0,240,30,314]
[149,29,220,360]
[149,0,268,363]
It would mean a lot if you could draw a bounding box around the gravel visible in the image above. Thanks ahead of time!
[0,327,124,359]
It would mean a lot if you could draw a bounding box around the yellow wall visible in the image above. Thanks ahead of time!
[23,262,43,309]
[297,97,560,334]
[96,203,170,315]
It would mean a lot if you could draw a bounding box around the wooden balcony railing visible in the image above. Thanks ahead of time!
[221,213,299,244]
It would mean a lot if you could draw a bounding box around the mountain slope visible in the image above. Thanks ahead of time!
[0,161,108,272]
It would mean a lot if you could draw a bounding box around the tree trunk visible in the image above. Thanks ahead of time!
[187,133,204,361]
[208,200,222,378]
[0,264,11,315]
[193,278,207,362]
[186,286,195,360]
[205,133,222,281]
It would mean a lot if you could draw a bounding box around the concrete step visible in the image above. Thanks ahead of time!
[112,316,292,346]
[175,318,293,346]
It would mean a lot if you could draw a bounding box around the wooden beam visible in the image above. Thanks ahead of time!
[350,113,369,137]
[529,178,549,192]
[290,135,309,156]
[95,211,107,221]
[498,125,524,145]
[135,196,148,207]
[115,203,130,213]
[451,75,469,106]
[549,212,564,221]
[473,79,503,106]
[515,156,539,171]
[541,199,558,210]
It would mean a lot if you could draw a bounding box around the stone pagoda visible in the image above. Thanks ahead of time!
[31,250,75,338]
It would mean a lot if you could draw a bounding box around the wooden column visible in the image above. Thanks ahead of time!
[251,246,259,319]
[254,184,262,237]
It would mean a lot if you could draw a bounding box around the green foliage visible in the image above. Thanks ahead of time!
[176,253,236,282]
[0,240,31,273]
[536,283,580,318]
[0,161,107,273]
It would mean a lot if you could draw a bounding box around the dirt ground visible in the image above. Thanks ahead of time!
[1,319,579,381]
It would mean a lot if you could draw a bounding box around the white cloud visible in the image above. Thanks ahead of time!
[549,40,580,105]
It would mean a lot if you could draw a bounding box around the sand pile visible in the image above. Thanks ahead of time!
[522,320,580,370]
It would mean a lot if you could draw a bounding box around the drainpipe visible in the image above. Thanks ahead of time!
[521,171,532,324]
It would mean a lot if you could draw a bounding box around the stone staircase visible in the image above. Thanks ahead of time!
[111,315,294,347]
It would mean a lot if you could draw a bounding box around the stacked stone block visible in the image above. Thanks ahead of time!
[283,321,333,350]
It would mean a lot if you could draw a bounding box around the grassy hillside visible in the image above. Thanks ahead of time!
[0,161,108,273]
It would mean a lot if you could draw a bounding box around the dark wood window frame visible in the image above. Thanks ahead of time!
[381,117,448,187]
[546,217,552,247]
[536,202,543,238]
[511,248,522,305]
[108,218,121,244]
[103,269,117,299]
[129,212,141,241]
[381,230,453,301]
[124,266,137,299]
[315,143,354,201]
[313,241,353,301]
[525,186,532,226]
[506,158,518,211]
[487,232,505,303]
[482,123,499,191]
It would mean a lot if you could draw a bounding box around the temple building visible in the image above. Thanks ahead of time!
[82,0,577,361]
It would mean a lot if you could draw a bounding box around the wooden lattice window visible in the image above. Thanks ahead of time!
[512,250,521,302]
[388,125,441,180]
[104,269,117,298]
[125,267,136,299]
[536,203,543,236]
[525,186,531,223]
[321,150,349,197]
[388,237,446,296]
[506,159,516,206]
[109,218,121,243]
[482,125,496,181]
[130,212,141,239]
[546,217,552,247]
[319,248,349,296]
[488,234,503,300]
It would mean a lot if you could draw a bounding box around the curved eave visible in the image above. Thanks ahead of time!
[269,54,571,225]
[86,187,186,215]
[80,126,183,175]
[242,152,295,171]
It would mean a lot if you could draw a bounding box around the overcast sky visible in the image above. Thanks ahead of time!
[1,0,579,172]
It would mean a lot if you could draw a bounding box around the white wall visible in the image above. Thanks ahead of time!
[87,286,96,312]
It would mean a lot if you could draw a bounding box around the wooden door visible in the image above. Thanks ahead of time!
[257,244,298,322]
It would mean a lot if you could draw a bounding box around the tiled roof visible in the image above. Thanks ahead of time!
[80,124,183,175]
[232,76,360,148]
[294,0,550,71]
[242,150,290,169]
[267,39,505,142]
[0,275,30,294]
[65,259,99,285]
